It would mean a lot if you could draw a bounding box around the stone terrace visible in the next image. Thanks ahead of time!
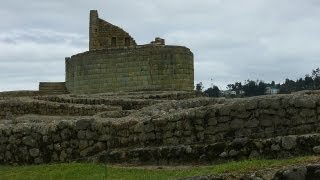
[1,91,320,165]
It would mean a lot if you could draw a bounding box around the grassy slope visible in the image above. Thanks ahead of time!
[0,156,318,180]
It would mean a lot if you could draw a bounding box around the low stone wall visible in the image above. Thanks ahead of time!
[39,82,68,95]
[104,133,320,164]
[0,91,39,98]
[0,91,320,165]
[0,100,121,119]
[34,91,198,110]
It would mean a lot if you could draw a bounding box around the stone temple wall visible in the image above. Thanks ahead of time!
[65,46,194,94]
[1,91,320,165]
[89,10,137,50]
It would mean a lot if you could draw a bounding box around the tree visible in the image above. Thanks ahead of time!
[223,67,320,97]
[204,85,220,97]
[304,74,314,90]
[312,68,320,78]
[271,81,275,87]
[227,82,243,94]
[227,84,235,90]
[234,82,243,95]
[296,78,305,91]
[312,68,320,89]
[279,78,296,94]
[195,82,203,92]
[257,81,267,95]
[243,80,258,96]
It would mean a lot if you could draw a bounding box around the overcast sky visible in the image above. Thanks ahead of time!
[1,0,320,91]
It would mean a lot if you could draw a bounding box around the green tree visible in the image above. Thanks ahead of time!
[204,85,220,97]
[227,82,243,94]
[243,80,258,96]
[227,83,235,90]
[295,78,305,91]
[195,82,203,92]
[312,68,320,89]
[304,75,314,90]
[257,81,267,95]
[271,81,275,87]
[280,79,296,94]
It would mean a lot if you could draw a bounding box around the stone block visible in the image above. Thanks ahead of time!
[230,119,244,129]
[29,148,40,157]
[282,136,297,150]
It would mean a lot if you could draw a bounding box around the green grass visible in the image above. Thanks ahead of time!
[0,156,318,180]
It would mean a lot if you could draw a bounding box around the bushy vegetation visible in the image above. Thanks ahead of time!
[197,67,320,97]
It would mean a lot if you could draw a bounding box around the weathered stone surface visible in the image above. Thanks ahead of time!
[1,90,320,165]
[22,136,36,147]
[245,119,259,128]
[282,136,297,150]
[274,166,309,180]
[271,144,281,151]
[76,119,92,130]
[230,119,244,129]
[292,96,316,108]
[229,150,240,157]
[89,10,136,51]
[312,146,320,154]
[66,46,194,94]
[29,148,40,157]
[207,118,218,126]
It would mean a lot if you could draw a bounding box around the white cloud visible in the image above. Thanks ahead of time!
[0,28,86,91]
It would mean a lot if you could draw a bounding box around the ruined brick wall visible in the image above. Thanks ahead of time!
[65,45,194,94]
[89,10,136,50]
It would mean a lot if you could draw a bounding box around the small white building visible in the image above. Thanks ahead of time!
[221,90,237,96]
[265,87,279,95]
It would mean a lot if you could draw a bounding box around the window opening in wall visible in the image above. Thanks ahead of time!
[125,37,130,46]
[111,37,117,47]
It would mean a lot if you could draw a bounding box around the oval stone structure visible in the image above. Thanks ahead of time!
[65,45,194,94]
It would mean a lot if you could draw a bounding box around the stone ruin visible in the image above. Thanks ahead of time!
[38,10,194,95]
[89,10,137,50]
[1,89,320,168]
[1,10,320,180]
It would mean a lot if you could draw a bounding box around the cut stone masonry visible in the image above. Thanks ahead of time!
[1,91,320,165]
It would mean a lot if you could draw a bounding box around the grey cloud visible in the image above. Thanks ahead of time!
[0,0,320,91]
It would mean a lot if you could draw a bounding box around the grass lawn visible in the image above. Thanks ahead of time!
[0,156,318,180]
